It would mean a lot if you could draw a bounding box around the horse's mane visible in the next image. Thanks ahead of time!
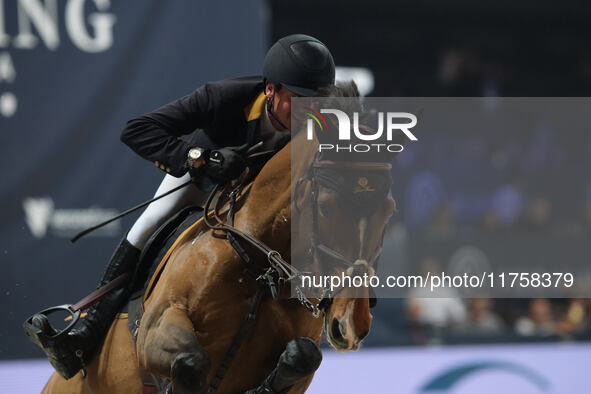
[313,81,362,112]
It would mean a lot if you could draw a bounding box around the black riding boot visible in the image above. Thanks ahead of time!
[245,337,322,394]
[23,238,140,380]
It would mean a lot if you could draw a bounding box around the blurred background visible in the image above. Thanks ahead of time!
[1,0,590,392]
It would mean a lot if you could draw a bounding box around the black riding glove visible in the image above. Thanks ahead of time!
[203,143,248,183]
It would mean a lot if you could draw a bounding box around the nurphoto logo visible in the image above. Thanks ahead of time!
[306,109,418,153]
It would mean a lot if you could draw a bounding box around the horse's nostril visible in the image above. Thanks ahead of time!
[331,318,343,340]
[358,330,369,341]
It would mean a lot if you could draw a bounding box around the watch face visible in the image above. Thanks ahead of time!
[189,148,202,160]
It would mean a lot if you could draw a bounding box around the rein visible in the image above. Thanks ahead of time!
[202,180,318,310]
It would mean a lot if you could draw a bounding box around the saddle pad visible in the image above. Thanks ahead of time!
[123,206,206,312]
[142,208,208,301]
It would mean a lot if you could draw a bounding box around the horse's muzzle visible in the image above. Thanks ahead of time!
[328,316,360,351]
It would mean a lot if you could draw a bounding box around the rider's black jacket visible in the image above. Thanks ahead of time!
[121,76,275,177]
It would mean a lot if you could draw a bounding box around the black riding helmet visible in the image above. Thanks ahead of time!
[263,34,335,97]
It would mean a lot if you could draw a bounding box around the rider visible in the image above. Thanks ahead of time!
[25,34,335,380]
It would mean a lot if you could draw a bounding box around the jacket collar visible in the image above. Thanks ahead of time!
[243,92,267,122]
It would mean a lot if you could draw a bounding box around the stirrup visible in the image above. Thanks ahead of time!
[23,304,81,347]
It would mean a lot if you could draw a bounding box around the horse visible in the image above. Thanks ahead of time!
[41,84,397,394]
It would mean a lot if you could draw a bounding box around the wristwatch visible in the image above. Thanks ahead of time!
[187,147,205,168]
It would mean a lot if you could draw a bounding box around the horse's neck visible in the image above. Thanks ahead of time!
[290,130,319,181]
[236,131,316,240]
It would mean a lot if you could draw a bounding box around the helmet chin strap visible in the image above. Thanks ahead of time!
[266,96,289,131]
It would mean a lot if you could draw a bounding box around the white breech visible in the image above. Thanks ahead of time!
[126,173,208,249]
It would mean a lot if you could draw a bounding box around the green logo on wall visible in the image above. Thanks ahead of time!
[421,361,550,392]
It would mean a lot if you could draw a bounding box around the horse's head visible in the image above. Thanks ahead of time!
[291,82,398,351]
[293,160,395,351]
[320,165,395,351]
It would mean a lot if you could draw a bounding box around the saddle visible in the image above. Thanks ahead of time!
[131,205,205,303]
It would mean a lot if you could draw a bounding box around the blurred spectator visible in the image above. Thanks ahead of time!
[555,299,588,336]
[514,195,553,235]
[423,203,456,240]
[483,182,524,231]
[453,298,505,334]
[407,257,467,333]
[405,299,431,346]
[584,203,591,232]
[527,196,551,224]
[514,298,556,336]
[404,171,446,232]
[437,48,482,96]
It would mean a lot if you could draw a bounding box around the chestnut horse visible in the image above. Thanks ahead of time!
[41,94,396,394]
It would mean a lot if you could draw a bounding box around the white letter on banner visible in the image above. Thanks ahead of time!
[66,0,116,53]
[0,91,18,117]
[0,0,10,48]
[13,0,59,50]
[0,52,16,82]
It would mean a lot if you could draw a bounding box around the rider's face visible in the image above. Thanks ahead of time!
[265,82,299,131]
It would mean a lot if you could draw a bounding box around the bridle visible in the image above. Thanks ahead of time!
[295,154,390,311]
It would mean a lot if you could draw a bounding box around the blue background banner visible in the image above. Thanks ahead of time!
[0,0,265,359]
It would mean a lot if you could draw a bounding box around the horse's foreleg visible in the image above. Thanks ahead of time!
[245,337,322,394]
[138,305,210,394]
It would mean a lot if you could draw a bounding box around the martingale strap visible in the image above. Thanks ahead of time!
[207,289,263,394]
[203,183,303,291]
[201,180,323,393]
